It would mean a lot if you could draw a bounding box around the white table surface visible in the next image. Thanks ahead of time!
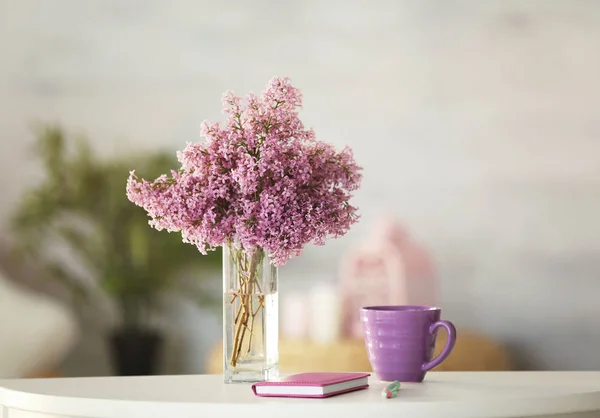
[1,372,600,418]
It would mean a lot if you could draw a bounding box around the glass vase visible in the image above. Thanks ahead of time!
[223,242,279,383]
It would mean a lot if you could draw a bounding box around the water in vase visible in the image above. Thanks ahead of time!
[223,290,279,383]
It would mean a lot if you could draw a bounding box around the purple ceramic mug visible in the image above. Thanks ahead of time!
[360,305,456,382]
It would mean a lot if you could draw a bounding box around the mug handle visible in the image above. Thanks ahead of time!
[421,320,457,372]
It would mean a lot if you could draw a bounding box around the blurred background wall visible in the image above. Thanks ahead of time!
[1,0,600,375]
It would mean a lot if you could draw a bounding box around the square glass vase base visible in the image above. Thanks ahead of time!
[224,365,279,384]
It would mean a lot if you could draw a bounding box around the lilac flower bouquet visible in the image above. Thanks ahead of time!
[127,77,362,382]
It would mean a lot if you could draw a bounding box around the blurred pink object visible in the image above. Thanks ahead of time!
[281,292,308,340]
[340,217,437,339]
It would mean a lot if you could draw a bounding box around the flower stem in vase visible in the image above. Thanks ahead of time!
[224,243,278,383]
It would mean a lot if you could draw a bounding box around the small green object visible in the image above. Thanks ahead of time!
[386,381,401,391]
[382,381,401,398]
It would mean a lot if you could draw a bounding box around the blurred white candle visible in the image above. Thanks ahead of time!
[308,283,341,343]
[281,292,308,340]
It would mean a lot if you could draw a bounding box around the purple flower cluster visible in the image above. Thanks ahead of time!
[127,77,362,266]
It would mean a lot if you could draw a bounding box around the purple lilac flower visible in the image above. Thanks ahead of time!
[127,77,362,266]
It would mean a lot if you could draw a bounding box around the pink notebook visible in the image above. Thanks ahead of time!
[251,372,370,398]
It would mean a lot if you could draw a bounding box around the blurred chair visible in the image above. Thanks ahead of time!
[206,329,514,374]
[0,269,79,378]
